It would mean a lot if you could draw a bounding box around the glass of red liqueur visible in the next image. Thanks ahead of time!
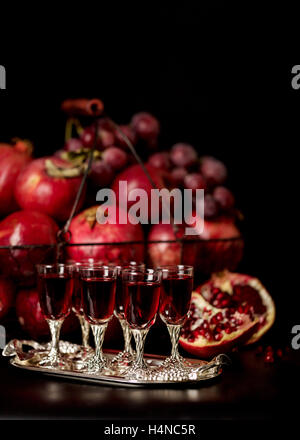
[36,263,74,368]
[79,265,117,372]
[122,268,162,379]
[158,265,194,368]
[68,259,103,351]
[111,262,145,367]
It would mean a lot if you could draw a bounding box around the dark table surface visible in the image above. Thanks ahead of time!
[0,344,299,420]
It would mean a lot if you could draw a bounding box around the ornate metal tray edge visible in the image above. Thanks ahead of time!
[3,339,229,387]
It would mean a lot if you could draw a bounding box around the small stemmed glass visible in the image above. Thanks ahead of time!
[79,265,117,373]
[36,263,74,368]
[111,262,145,369]
[68,259,103,353]
[70,262,90,352]
[122,268,161,380]
[157,265,194,375]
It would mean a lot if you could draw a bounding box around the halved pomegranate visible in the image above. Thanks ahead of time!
[197,271,275,344]
[180,292,259,358]
[179,271,276,358]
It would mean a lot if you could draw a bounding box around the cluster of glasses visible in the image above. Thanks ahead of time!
[36,261,198,381]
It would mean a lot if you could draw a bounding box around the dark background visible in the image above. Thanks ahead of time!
[0,3,298,343]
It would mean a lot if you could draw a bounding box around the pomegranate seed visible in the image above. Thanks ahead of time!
[188,335,195,342]
[225,327,233,334]
[215,312,223,322]
[234,286,241,295]
[238,305,244,314]
[202,320,209,330]
[264,353,274,363]
[266,346,274,354]
[205,331,213,341]
[243,304,250,314]
[210,315,218,325]
[221,299,230,307]
[199,329,206,336]
[276,349,283,358]
[214,332,223,341]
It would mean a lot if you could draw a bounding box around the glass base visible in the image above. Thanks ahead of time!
[82,354,109,373]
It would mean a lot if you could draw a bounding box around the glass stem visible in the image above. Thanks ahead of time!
[120,319,133,354]
[91,323,108,362]
[132,329,148,368]
[47,319,63,357]
[167,324,181,360]
[78,314,90,348]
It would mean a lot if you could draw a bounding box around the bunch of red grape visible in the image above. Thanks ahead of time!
[147,144,235,219]
[63,112,160,187]
[62,110,235,219]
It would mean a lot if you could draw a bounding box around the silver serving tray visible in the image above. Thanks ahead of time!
[2,339,229,387]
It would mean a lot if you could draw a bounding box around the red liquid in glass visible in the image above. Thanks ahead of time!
[81,277,116,325]
[124,281,161,329]
[114,274,125,319]
[72,271,83,315]
[38,273,73,320]
[159,274,193,325]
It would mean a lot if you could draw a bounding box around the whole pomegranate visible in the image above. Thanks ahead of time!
[67,205,145,263]
[14,156,86,222]
[111,164,164,223]
[147,223,182,267]
[16,288,78,340]
[180,270,275,358]
[183,216,244,274]
[0,211,59,284]
[0,140,33,217]
[0,277,15,320]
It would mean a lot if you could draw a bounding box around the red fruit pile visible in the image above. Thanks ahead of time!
[63,112,160,188]
[180,271,275,358]
[147,145,235,219]
[0,105,248,344]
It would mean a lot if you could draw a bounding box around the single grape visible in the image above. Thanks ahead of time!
[131,112,160,141]
[63,138,83,152]
[213,186,235,211]
[204,194,219,219]
[200,156,227,186]
[114,124,137,149]
[184,173,207,190]
[102,146,128,171]
[148,152,171,171]
[170,167,188,186]
[80,124,115,150]
[98,128,115,149]
[89,159,115,187]
[170,143,198,168]
[80,126,97,149]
